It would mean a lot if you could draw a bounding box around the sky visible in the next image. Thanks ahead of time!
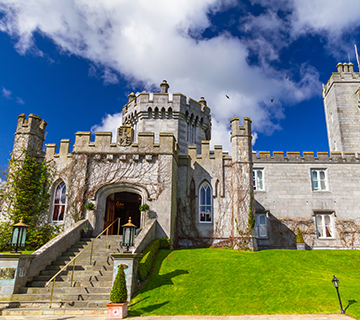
[1,0,360,176]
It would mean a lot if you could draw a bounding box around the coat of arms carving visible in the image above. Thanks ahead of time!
[117,126,134,146]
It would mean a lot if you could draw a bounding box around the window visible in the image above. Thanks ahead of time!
[199,182,212,223]
[311,169,327,191]
[253,169,264,190]
[315,213,334,238]
[254,213,268,238]
[52,182,66,222]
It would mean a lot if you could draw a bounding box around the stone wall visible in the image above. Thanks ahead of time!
[253,151,360,249]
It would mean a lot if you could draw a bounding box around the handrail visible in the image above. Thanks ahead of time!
[45,217,121,308]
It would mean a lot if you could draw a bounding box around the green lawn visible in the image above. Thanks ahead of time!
[130,248,360,318]
[0,250,34,254]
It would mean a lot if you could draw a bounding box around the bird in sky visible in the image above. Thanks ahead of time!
[225,95,230,99]
[271,99,274,103]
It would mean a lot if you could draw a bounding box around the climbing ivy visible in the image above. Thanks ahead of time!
[0,153,61,251]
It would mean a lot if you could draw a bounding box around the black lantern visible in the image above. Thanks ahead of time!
[122,217,136,253]
[11,218,28,253]
[332,275,345,314]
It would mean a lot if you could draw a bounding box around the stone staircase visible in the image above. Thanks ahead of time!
[0,235,122,316]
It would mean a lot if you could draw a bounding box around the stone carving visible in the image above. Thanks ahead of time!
[117,126,134,146]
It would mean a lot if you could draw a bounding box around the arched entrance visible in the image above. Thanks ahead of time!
[104,192,141,235]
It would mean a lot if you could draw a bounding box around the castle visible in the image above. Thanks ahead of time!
[4,63,360,249]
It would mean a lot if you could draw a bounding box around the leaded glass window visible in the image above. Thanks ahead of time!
[52,182,66,222]
[199,182,212,223]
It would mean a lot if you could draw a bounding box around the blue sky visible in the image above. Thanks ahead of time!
[1,0,360,175]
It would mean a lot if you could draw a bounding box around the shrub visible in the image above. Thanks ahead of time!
[139,204,150,212]
[138,238,170,281]
[296,227,305,243]
[84,202,95,211]
[110,264,128,303]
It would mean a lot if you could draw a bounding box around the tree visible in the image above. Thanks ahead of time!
[110,264,128,303]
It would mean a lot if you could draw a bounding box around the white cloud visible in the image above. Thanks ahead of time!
[0,178,5,189]
[0,0,358,149]
[16,97,25,104]
[2,87,11,99]
[91,112,123,142]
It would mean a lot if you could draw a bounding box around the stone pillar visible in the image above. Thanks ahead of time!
[0,254,35,299]
[111,253,142,301]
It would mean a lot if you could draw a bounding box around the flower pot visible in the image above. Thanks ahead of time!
[106,302,128,319]
[297,243,305,250]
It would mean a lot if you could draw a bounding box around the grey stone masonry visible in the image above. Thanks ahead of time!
[253,151,360,249]
[323,62,360,153]
[122,80,211,155]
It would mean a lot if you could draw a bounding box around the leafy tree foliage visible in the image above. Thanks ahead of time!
[0,153,61,251]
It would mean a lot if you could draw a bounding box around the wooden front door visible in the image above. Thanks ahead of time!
[104,199,115,234]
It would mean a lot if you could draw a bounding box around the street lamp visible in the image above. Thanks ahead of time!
[122,217,136,253]
[332,275,345,314]
[11,218,28,253]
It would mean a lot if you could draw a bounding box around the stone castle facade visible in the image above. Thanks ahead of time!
[4,64,360,249]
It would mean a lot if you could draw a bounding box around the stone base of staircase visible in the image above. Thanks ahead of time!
[0,235,123,316]
[0,307,107,316]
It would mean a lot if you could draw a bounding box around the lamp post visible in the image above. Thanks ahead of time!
[11,218,28,253]
[122,217,136,253]
[332,275,345,314]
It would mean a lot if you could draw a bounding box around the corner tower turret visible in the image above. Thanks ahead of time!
[12,114,47,159]
[323,63,360,153]
[122,80,211,155]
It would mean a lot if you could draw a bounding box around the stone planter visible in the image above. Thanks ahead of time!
[296,243,305,250]
[81,229,93,238]
[106,301,128,319]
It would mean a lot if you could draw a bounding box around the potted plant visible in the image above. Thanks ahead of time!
[81,226,93,238]
[106,264,128,319]
[296,227,305,250]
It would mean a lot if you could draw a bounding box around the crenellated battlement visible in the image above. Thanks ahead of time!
[253,151,360,163]
[45,131,177,159]
[187,141,225,162]
[16,114,47,139]
[323,62,360,97]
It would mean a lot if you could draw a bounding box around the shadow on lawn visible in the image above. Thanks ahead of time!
[128,300,169,316]
[345,299,357,312]
[136,250,189,294]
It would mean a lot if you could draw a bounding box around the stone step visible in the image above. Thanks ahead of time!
[32,273,112,282]
[28,279,113,288]
[39,268,113,276]
[11,293,110,301]
[19,286,111,294]
[0,308,107,316]
[43,261,114,270]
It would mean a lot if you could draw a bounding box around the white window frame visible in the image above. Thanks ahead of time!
[254,213,268,239]
[199,182,212,223]
[311,169,328,191]
[253,168,265,191]
[315,213,334,239]
[51,181,66,223]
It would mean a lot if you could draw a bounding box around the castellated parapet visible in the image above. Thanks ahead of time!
[13,113,47,159]
[253,151,360,163]
[45,131,177,161]
[121,80,211,155]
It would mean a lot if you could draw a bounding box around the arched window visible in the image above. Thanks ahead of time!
[168,107,173,119]
[52,182,66,222]
[199,182,212,223]
[161,107,166,119]
[148,107,152,119]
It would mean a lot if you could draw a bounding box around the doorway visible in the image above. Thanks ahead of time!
[104,192,141,235]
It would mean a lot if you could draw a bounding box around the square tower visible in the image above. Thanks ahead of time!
[323,63,360,153]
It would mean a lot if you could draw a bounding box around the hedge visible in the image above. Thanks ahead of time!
[138,238,170,281]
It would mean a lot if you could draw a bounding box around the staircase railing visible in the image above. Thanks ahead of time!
[45,217,121,308]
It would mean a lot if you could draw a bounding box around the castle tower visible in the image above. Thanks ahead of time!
[122,81,211,155]
[12,114,47,159]
[323,63,360,153]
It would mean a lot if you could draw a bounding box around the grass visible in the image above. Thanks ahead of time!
[130,248,360,318]
[0,250,35,254]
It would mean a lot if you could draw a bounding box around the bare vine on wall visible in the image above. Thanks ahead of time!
[55,153,170,226]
